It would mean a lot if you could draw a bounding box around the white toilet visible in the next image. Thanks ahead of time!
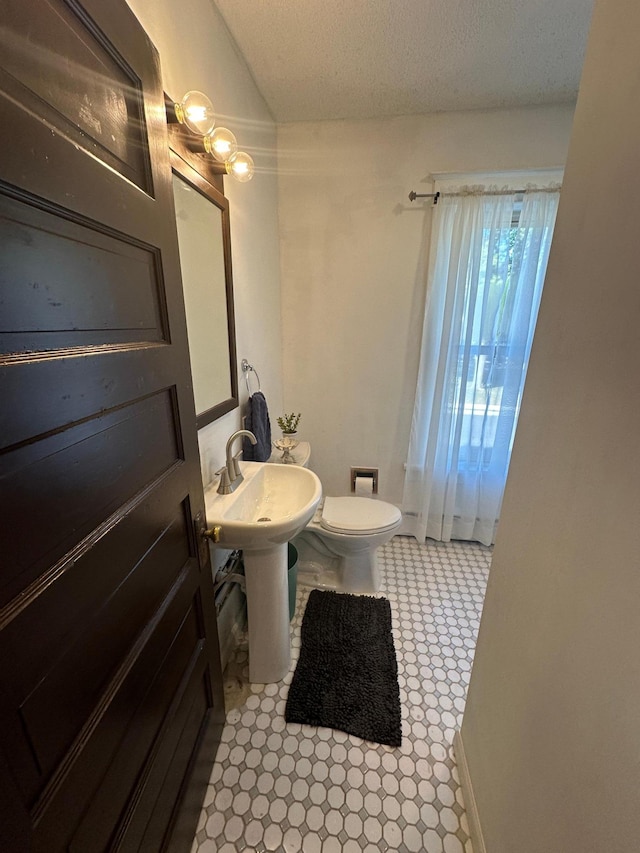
[270,442,401,593]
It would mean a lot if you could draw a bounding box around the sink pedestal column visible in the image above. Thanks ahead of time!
[243,543,291,683]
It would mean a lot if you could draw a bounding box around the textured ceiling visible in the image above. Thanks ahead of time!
[212,0,594,122]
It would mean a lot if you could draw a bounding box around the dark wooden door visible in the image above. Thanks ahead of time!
[0,1,224,850]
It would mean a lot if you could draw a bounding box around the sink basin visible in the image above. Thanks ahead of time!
[203,461,322,684]
[204,461,322,550]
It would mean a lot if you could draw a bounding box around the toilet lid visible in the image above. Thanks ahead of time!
[320,496,401,535]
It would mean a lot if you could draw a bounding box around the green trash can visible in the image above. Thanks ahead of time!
[288,543,298,621]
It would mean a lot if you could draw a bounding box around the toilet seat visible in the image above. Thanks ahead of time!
[320,496,401,536]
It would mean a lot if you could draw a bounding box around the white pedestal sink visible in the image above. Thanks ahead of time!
[204,461,322,683]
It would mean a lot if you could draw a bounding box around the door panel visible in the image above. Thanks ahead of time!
[0,0,152,192]
[121,669,211,853]
[0,1,224,850]
[17,496,192,779]
[1,389,181,602]
[0,346,179,452]
[0,192,168,352]
[31,562,202,849]
[71,615,210,852]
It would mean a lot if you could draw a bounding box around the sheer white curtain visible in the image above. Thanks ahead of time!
[403,188,559,546]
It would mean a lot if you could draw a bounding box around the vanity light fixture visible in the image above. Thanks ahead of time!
[204,127,237,162]
[225,151,254,183]
[174,90,216,136]
[170,91,255,182]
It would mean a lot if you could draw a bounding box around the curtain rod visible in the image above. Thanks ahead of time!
[408,186,561,205]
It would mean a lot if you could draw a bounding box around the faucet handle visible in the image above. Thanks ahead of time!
[215,465,232,495]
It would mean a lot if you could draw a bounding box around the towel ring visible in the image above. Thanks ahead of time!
[241,358,261,395]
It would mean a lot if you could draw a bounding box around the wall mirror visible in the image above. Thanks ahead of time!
[169,141,238,429]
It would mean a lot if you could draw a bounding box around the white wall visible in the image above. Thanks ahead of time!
[126,0,283,487]
[278,105,574,503]
[459,1,640,850]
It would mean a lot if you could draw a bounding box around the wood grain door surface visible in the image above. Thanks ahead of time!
[0,1,224,850]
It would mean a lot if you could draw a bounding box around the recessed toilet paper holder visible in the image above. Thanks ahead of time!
[350,467,379,495]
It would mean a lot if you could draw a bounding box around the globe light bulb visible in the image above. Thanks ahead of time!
[175,91,215,136]
[203,127,238,162]
[225,151,254,182]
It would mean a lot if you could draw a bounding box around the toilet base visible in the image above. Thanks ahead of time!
[293,530,382,594]
[296,559,341,591]
[340,549,381,594]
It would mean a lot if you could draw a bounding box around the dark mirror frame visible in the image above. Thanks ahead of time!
[167,101,238,429]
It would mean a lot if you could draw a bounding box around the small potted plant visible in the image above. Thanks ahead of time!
[275,413,301,460]
[277,412,301,438]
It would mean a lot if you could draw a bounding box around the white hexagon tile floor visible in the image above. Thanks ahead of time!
[190,536,491,853]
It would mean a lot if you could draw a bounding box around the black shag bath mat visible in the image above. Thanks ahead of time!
[285,589,402,747]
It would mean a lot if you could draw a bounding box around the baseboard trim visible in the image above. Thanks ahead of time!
[453,730,487,853]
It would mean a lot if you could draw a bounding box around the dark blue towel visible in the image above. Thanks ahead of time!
[243,391,272,462]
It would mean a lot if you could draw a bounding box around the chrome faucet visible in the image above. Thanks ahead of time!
[216,429,257,494]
